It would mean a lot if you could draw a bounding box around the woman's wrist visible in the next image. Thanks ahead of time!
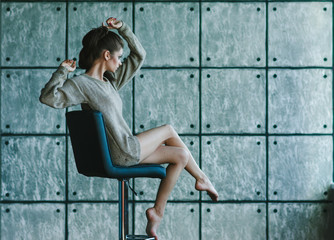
[118,20,125,31]
[57,65,70,76]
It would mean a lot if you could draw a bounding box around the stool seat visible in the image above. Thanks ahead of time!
[66,110,166,240]
[112,164,166,179]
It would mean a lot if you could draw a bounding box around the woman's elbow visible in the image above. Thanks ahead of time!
[39,93,47,105]
[139,49,146,60]
[39,95,62,109]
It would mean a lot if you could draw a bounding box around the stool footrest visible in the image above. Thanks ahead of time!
[126,235,155,240]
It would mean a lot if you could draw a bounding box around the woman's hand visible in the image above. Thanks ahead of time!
[102,17,123,30]
[60,59,76,72]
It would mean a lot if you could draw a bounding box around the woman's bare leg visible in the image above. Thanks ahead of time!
[137,124,219,201]
[139,145,189,239]
[135,124,218,239]
[162,126,219,201]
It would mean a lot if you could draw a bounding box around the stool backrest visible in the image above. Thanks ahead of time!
[66,110,114,178]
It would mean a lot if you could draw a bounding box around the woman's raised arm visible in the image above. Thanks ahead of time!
[104,19,146,91]
[39,60,85,109]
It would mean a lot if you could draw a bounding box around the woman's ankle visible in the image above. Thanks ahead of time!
[152,205,164,218]
[196,173,208,183]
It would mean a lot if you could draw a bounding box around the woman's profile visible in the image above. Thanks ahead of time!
[40,17,219,240]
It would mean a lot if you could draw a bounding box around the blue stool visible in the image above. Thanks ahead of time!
[66,110,166,240]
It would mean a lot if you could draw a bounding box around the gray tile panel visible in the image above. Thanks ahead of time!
[135,69,199,134]
[202,69,266,133]
[135,2,199,67]
[1,69,65,134]
[1,2,66,67]
[68,203,120,240]
[268,69,332,133]
[269,203,333,240]
[202,136,266,201]
[1,137,65,201]
[1,203,65,240]
[268,2,332,67]
[269,136,333,200]
[202,2,266,67]
[202,203,266,240]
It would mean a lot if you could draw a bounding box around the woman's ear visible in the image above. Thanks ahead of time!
[103,50,111,61]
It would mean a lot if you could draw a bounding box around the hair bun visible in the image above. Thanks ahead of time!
[99,26,109,40]
[82,26,108,48]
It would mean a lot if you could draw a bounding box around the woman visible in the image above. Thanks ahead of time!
[40,17,218,239]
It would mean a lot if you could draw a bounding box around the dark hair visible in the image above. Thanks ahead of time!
[79,26,124,70]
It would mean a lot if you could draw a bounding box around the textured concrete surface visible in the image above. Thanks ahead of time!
[0,1,333,240]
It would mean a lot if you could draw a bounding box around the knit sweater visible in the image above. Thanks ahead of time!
[39,21,145,166]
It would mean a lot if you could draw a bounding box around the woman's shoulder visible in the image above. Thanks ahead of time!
[69,73,93,85]
[63,73,94,92]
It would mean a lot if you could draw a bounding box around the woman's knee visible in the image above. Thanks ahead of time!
[163,124,178,139]
[175,148,190,167]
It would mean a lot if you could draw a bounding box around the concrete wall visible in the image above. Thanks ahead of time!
[0,1,333,239]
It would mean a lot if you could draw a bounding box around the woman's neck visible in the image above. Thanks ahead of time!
[85,62,106,82]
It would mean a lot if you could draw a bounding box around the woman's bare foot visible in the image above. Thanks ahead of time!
[195,176,219,201]
[146,207,163,240]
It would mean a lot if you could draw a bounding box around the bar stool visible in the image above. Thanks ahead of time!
[66,110,166,240]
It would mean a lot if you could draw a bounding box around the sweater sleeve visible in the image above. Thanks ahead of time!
[39,66,85,109]
[104,20,146,91]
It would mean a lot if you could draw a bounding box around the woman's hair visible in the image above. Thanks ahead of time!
[79,26,124,70]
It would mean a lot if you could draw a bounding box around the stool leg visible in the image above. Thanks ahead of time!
[119,180,129,240]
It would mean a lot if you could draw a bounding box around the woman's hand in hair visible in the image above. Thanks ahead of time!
[103,17,123,30]
[60,59,76,72]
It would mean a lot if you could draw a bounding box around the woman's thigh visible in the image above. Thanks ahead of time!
[135,124,174,161]
[139,145,187,165]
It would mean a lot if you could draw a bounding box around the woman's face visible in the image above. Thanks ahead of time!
[109,48,123,73]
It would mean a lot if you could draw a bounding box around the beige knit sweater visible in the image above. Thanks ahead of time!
[39,21,146,166]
